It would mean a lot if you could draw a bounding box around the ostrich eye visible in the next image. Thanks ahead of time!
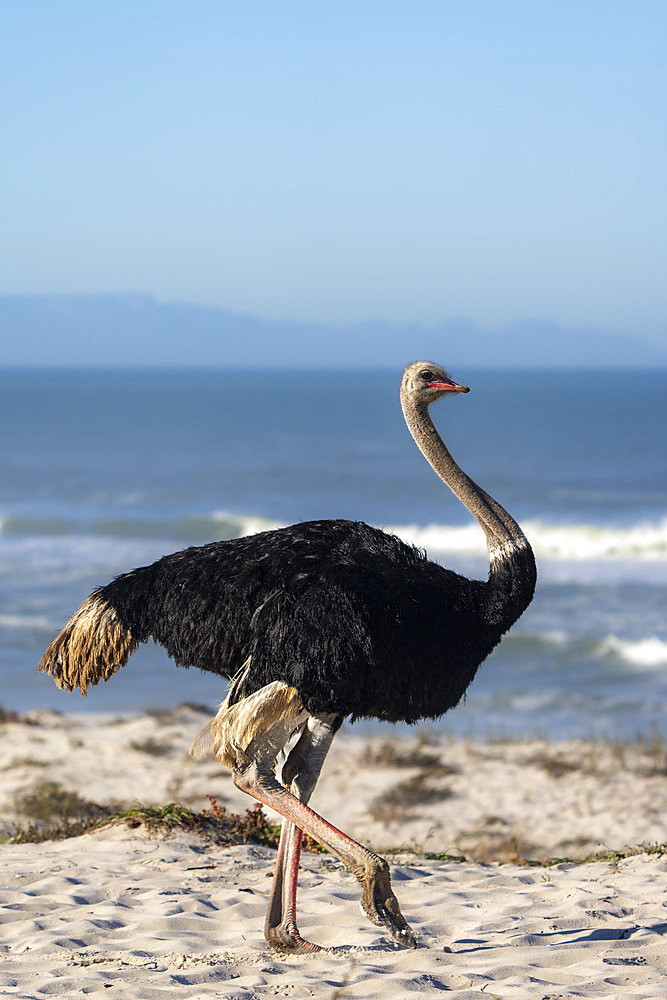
[418,369,436,381]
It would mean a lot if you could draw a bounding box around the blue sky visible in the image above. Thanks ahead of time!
[2,1,666,348]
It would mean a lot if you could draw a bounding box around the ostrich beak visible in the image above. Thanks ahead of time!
[428,379,470,393]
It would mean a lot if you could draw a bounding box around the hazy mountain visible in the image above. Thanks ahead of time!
[1,294,664,368]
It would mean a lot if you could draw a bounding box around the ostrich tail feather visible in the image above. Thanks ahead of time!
[38,591,137,696]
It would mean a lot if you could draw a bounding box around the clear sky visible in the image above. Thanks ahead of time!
[2,1,666,347]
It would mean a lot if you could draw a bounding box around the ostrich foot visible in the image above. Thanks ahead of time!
[357,858,418,949]
[264,919,333,954]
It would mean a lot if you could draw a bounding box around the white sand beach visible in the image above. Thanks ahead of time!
[1,706,666,998]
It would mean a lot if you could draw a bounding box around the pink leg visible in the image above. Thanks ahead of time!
[265,820,329,952]
[264,719,337,953]
[234,720,417,952]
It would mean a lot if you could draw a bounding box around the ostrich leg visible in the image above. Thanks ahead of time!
[234,718,417,952]
[266,821,309,951]
[265,716,340,953]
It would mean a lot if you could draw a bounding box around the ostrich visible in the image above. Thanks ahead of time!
[39,361,536,953]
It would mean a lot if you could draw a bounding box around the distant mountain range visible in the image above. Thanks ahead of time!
[1,294,664,368]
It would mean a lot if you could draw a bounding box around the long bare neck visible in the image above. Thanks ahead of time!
[400,389,536,624]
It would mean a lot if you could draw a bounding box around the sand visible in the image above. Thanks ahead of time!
[1,706,666,998]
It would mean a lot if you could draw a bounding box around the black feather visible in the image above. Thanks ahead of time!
[101,519,524,724]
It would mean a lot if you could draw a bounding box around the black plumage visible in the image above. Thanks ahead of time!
[101,518,504,723]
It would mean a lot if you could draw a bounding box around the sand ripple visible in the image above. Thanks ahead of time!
[2,832,666,999]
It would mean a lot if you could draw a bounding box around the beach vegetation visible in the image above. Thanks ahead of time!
[128,736,173,756]
[363,740,457,822]
[13,780,111,825]
[145,703,216,723]
[633,733,667,776]
[421,843,667,867]
[6,778,666,870]
[4,757,49,770]
[472,831,537,865]
[6,783,292,851]
[422,850,467,863]
[361,739,451,771]
[526,751,582,779]
[369,773,453,822]
[0,706,27,724]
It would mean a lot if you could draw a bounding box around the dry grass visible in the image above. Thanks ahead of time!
[360,740,444,770]
[10,780,120,842]
[0,706,30,724]
[364,740,457,822]
[523,735,667,780]
[526,751,582,779]
[4,757,49,771]
[369,773,452,822]
[6,781,286,851]
[145,703,216,723]
[7,778,666,869]
[128,737,173,756]
[425,840,667,867]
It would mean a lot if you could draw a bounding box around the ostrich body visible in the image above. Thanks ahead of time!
[40,362,536,953]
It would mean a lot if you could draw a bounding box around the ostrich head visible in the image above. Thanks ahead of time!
[401,361,470,404]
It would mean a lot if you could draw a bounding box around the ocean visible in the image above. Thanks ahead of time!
[2,367,666,740]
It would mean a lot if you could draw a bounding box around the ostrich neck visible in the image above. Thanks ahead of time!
[401,393,536,623]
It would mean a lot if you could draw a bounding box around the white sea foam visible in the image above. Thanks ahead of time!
[523,518,667,561]
[3,509,667,563]
[502,630,667,670]
[388,521,485,554]
[210,511,284,536]
[388,517,667,562]
[596,636,667,669]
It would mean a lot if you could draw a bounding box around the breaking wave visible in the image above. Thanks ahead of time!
[2,512,667,561]
[389,517,667,562]
[498,631,667,671]
[595,635,667,669]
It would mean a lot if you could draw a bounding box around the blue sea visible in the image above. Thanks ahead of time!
[2,368,666,740]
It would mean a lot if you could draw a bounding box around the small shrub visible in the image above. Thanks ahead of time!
[14,781,110,824]
[4,758,48,771]
[527,752,581,779]
[8,793,291,852]
[0,706,23,723]
[361,740,457,776]
[369,773,452,822]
